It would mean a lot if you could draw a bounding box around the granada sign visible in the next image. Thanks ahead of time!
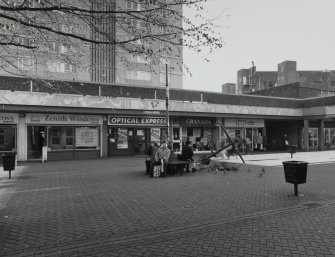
[108,116,166,126]
[181,117,216,126]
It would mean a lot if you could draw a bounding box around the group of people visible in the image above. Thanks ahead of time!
[222,136,252,157]
[145,141,170,176]
[145,140,195,176]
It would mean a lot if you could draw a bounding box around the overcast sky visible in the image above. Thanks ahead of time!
[183,0,335,92]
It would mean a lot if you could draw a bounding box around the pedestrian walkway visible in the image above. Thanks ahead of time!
[214,150,335,167]
[0,153,334,256]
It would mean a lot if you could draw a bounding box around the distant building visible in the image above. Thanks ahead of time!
[237,67,277,94]
[237,60,335,96]
[0,0,183,88]
[249,81,335,99]
[222,83,236,94]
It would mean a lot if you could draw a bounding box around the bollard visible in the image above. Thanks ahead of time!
[289,145,297,158]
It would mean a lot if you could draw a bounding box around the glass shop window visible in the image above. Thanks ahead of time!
[0,127,16,151]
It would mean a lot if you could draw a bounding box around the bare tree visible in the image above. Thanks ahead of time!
[0,0,223,81]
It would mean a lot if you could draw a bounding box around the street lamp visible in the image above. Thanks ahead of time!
[165,63,170,143]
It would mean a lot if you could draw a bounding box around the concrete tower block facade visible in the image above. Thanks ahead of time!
[277,60,299,86]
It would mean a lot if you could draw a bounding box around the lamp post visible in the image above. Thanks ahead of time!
[165,63,170,143]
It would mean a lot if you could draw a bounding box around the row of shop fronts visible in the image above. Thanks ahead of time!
[1,112,334,162]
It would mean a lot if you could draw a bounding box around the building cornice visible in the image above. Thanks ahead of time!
[0,90,316,119]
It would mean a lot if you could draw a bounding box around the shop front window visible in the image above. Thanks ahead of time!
[75,127,99,148]
[187,127,193,137]
[308,128,318,148]
[173,127,180,140]
[49,126,99,150]
[324,128,335,149]
[184,127,212,150]
[65,128,74,146]
[0,126,16,151]
[50,128,61,149]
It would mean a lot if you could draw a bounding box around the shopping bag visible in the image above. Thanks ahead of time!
[153,160,165,177]
[153,164,161,177]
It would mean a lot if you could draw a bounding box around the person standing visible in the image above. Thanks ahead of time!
[283,134,289,151]
[147,142,159,175]
[245,137,252,154]
[256,133,263,151]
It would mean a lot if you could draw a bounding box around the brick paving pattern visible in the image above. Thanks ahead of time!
[0,155,335,256]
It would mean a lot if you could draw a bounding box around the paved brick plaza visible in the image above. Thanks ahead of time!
[1,155,335,256]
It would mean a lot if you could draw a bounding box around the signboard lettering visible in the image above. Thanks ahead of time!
[181,118,215,126]
[0,113,19,124]
[225,119,264,128]
[108,116,166,126]
[27,114,102,125]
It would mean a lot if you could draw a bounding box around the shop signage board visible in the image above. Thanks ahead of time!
[108,116,166,126]
[224,118,264,128]
[26,113,103,125]
[0,113,19,124]
[180,117,216,126]
[143,111,161,115]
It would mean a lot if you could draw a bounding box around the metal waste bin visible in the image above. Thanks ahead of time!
[2,152,16,179]
[282,161,308,196]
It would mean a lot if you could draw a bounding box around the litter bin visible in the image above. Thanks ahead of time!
[282,161,308,196]
[2,152,16,179]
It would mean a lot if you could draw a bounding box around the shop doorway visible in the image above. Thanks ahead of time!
[245,128,264,151]
[108,127,134,156]
[108,128,151,156]
[134,129,149,155]
[27,126,46,159]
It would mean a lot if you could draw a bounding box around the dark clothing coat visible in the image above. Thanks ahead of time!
[179,145,194,161]
[145,145,153,156]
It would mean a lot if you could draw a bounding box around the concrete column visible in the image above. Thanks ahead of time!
[262,125,267,137]
[303,119,309,152]
[17,116,27,161]
[318,119,324,151]
[217,118,223,148]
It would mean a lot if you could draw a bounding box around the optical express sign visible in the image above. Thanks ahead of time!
[108,116,166,126]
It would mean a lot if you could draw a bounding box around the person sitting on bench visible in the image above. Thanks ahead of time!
[178,141,194,172]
